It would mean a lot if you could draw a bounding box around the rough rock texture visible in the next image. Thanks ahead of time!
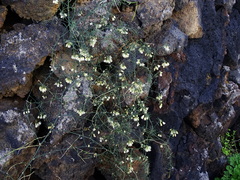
[0,98,36,179]
[0,18,64,99]
[2,0,61,21]
[0,6,7,29]
[32,134,97,180]
[172,0,203,38]
[147,20,188,56]
[137,0,175,33]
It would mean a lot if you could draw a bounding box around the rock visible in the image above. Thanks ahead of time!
[136,0,175,33]
[215,0,236,12]
[174,0,191,11]
[0,18,64,99]
[32,56,92,145]
[0,6,7,29]
[0,98,36,179]
[32,134,97,180]
[2,0,61,21]
[224,9,240,68]
[172,0,203,38]
[147,20,188,56]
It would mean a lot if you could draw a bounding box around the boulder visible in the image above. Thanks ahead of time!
[0,18,64,99]
[2,0,61,21]
[136,0,175,33]
[0,98,36,179]
[147,20,188,56]
[0,6,7,29]
[172,0,203,38]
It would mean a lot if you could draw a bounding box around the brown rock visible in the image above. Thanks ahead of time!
[172,1,203,38]
[137,0,175,33]
[2,0,60,21]
[0,18,64,99]
[0,6,7,29]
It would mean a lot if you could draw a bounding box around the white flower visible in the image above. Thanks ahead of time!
[170,129,178,137]
[154,65,161,71]
[123,147,129,153]
[122,51,129,58]
[39,85,47,93]
[111,15,116,21]
[76,109,85,116]
[53,0,58,4]
[120,63,127,70]
[65,78,72,84]
[89,37,97,47]
[103,56,113,63]
[144,145,151,152]
[163,44,171,52]
[162,61,170,68]
[159,119,166,126]
[127,140,134,147]
[65,41,73,48]
[138,47,144,54]
[60,12,67,18]
[117,27,128,34]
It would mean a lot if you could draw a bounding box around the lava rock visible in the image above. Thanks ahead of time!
[0,98,36,179]
[0,6,7,29]
[147,20,188,56]
[0,18,64,99]
[2,0,61,21]
[172,0,203,38]
[137,0,175,33]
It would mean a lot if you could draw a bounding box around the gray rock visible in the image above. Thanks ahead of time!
[0,98,36,179]
[147,20,188,56]
[137,0,175,32]
[2,0,61,21]
[0,18,64,99]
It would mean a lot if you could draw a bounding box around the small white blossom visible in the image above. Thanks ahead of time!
[170,129,178,137]
[76,109,85,116]
[53,0,58,4]
[122,51,129,58]
[65,78,72,84]
[60,12,67,18]
[65,41,73,48]
[127,140,134,147]
[138,47,144,54]
[89,37,97,47]
[103,56,113,63]
[123,147,129,153]
[111,15,116,21]
[162,61,170,68]
[39,85,47,93]
[144,145,151,152]
[120,63,127,70]
[154,65,161,71]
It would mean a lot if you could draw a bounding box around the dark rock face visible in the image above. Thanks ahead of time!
[0,18,64,99]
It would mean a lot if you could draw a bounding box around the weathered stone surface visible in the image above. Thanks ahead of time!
[2,0,61,21]
[224,9,240,68]
[215,0,236,12]
[0,6,7,29]
[33,59,92,145]
[147,20,188,56]
[137,0,175,32]
[0,98,36,179]
[0,18,64,99]
[172,0,203,38]
[32,134,97,180]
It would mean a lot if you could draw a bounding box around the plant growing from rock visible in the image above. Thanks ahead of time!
[17,0,178,179]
